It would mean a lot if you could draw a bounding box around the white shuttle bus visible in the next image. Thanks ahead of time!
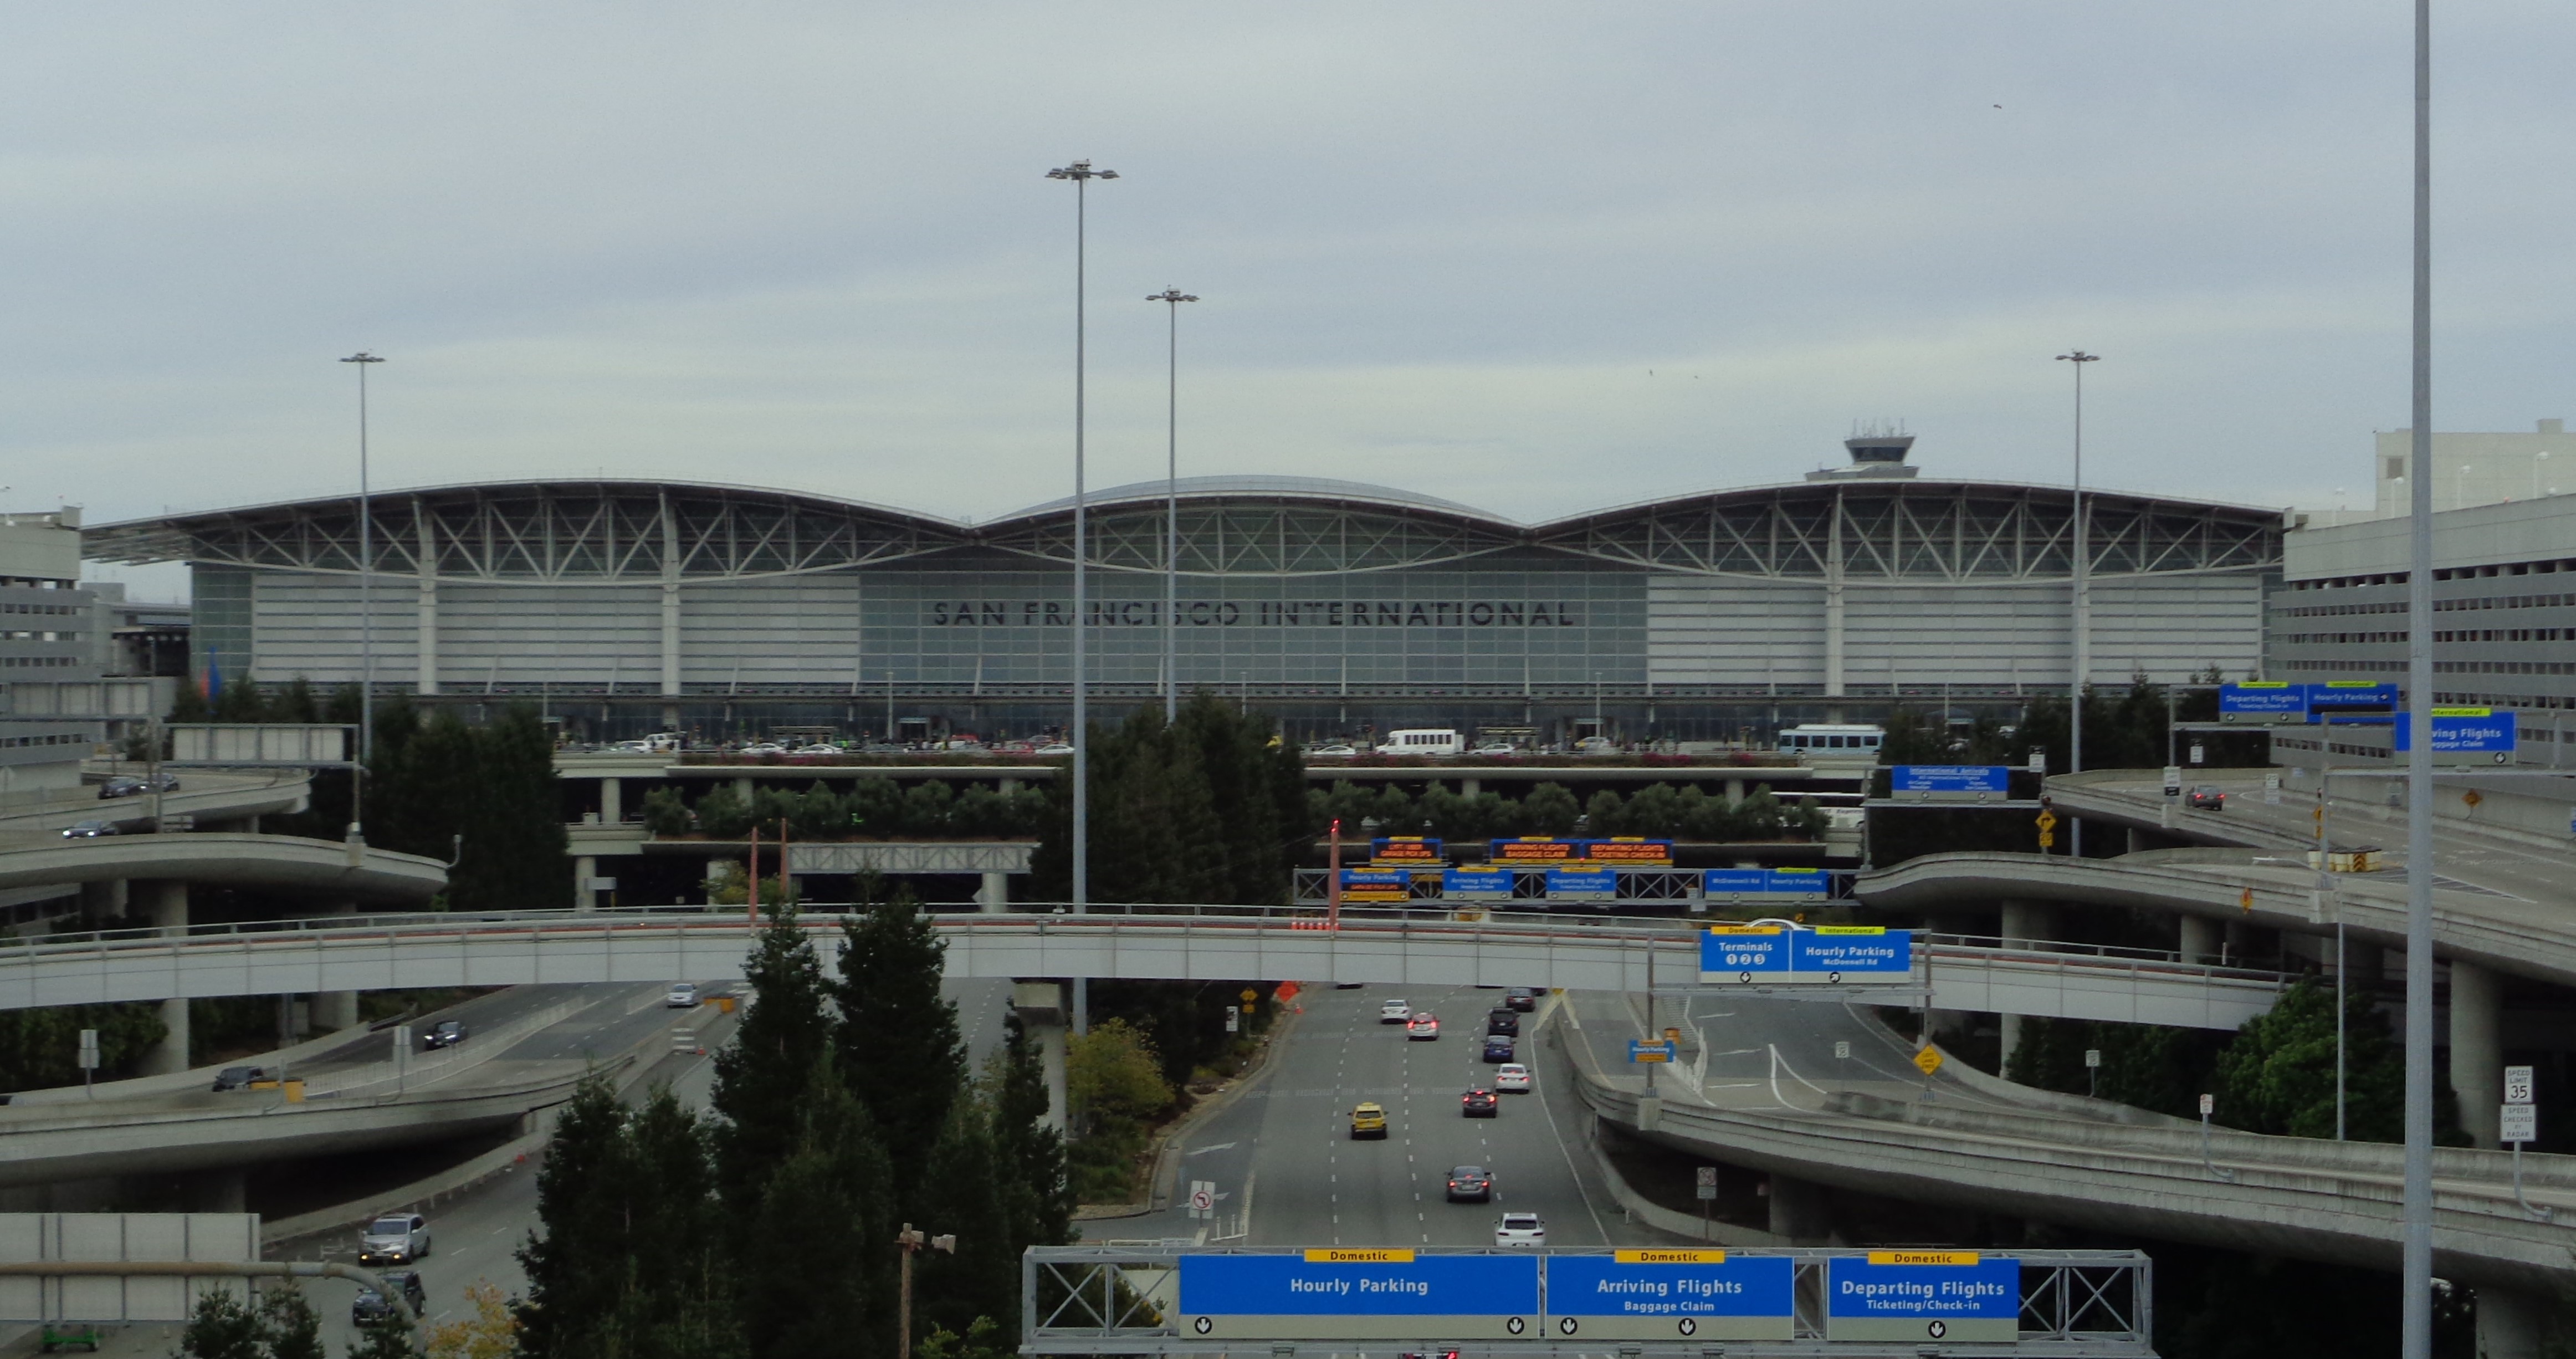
[1776,724,1885,760]
[1376,729,1466,757]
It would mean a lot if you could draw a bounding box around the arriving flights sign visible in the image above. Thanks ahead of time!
[1176,1250,1540,1340]
[2393,707,2519,756]
[1545,1250,1795,1341]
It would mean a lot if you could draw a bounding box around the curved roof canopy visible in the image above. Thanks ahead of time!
[86,474,2287,582]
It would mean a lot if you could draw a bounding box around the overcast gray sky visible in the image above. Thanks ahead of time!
[11,3,2572,596]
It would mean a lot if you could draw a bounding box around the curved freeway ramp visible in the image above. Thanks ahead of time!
[0,833,445,904]
[1551,996,2576,1293]
[1858,851,2576,989]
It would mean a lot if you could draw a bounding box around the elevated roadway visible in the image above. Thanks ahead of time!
[0,907,2291,1029]
[0,770,313,839]
[1860,851,2576,990]
[1556,992,2576,1293]
[0,833,445,905]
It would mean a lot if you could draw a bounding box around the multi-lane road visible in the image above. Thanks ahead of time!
[1147,983,1678,1252]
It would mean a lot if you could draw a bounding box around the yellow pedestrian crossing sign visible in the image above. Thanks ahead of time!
[1913,1046,1944,1076]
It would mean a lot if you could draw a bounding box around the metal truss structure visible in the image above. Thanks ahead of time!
[90,477,2281,585]
[1022,1245,2155,1357]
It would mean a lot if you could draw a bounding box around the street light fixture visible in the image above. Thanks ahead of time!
[1046,160,1115,1036]
[339,351,385,845]
[2055,350,2099,858]
[894,1223,956,1359]
[1147,287,1199,723]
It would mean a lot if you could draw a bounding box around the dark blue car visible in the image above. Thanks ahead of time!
[1482,1036,1514,1064]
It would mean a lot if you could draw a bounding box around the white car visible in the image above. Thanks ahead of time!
[1493,1062,1533,1092]
[1308,744,1358,757]
[794,743,842,755]
[1494,1212,1545,1248]
[738,742,787,756]
[667,982,699,1008]
[1034,743,1075,756]
[358,1213,431,1265]
[1379,999,1412,1024]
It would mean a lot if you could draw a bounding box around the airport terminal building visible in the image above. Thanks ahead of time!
[85,436,2290,745]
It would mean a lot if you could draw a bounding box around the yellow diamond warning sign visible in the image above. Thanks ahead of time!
[1913,1046,1944,1076]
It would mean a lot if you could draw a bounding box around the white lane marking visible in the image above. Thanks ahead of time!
[1708,1047,1761,1057]
[1185,1142,1238,1156]
[1772,1045,1832,1098]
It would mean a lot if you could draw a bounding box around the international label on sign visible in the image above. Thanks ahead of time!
[1545,1253,1795,1341]
[1825,1253,2018,1343]
[2394,707,2519,755]
[1177,1253,1539,1340]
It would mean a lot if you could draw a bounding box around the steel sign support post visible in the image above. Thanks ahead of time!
[1149,287,1197,724]
[339,351,384,844]
[2401,2,2436,1352]
[2056,350,2098,859]
[1048,159,1117,1035]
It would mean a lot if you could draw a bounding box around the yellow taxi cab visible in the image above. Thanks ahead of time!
[1349,1101,1389,1139]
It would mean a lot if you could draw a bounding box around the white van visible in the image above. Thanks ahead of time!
[1375,729,1464,757]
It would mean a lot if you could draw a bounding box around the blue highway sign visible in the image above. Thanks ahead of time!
[1177,1251,1539,1341]
[1764,867,1829,898]
[1699,868,1769,897]
[1545,868,1619,902]
[1888,765,2010,798]
[1825,1251,2019,1344]
[1442,867,1513,900]
[1544,1250,1794,1341]
[2219,682,2308,724]
[1791,928,1912,981]
[1699,928,1791,981]
[2394,707,2518,755]
[1627,1039,1677,1064]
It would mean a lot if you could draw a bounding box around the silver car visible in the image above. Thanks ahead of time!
[357,1213,431,1265]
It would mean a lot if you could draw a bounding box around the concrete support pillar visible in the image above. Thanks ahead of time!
[151,998,190,1077]
[1765,1173,1832,1244]
[2450,958,2503,1149]
[79,878,128,925]
[733,775,754,803]
[601,777,623,824]
[660,492,684,699]
[2477,1285,2546,1359]
[574,855,598,913]
[2223,918,2251,966]
[131,880,194,1075]
[310,901,360,1033]
[1997,900,2060,1073]
[2126,826,2145,855]
[1460,776,1481,797]
[1013,982,1069,1131]
[1725,779,1746,802]
[2178,916,2220,965]
[979,871,1008,913]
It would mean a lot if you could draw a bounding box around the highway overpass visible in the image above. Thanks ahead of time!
[0,833,446,905]
[0,906,2293,1029]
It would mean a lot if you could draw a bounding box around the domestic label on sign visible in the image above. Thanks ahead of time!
[1338,869,1411,903]
[2394,708,2519,755]
[1888,765,2010,800]
[1492,837,1580,865]
[1700,927,1791,980]
[1442,867,1514,900]
[1824,1253,2018,1343]
[1545,1253,1795,1341]
[2219,682,2309,724]
[1177,1253,1539,1340]
[2503,1105,2538,1145]
[1370,837,1443,866]
[1545,868,1619,902]
[2507,1065,2535,1106]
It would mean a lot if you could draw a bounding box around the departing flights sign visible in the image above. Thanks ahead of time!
[1825,1251,2019,1343]
[1176,1250,1540,1340]
[1699,927,1914,984]
[2219,682,2309,723]
[1545,1250,1795,1341]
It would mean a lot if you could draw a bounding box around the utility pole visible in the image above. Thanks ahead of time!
[2400,0,2436,1351]
[339,352,385,845]
[1148,287,1197,723]
[895,1223,955,1359]
[2055,350,2099,857]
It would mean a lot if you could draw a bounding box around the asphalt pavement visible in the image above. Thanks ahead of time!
[1138,983,1679,1251]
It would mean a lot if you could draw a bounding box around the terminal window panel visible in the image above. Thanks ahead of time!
[1645,579,1827,687]
[191,565,257,683]
[1841,585,2068,689]
[248,573,421,686]
[678,578,864,688]
[442,583,662,691]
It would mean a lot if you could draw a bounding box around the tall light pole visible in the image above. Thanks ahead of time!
[2056,350,2098,857]
[1047,159,1115,1036]
[2400,0,2435,1351]
[1148,288,1197,723]
[339,351,385,844]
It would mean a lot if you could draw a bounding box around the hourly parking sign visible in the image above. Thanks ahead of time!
[1825,1251,2019,1343]
[1176,1250,1539,1340]
[1544,1250,1794,1341]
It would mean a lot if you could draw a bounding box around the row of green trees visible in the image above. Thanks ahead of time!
[514,890,1072,1359]
[2007,978,2466,1144]
[1309,779,1829,842]
[164,681,567,912]
[642,778,1049,841]
[1876,671,2271,775]
[1028,694,1309,905]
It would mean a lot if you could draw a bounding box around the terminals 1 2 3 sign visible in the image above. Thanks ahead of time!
[1176,1251,1540,1340]
[1545,1251,1795,1341]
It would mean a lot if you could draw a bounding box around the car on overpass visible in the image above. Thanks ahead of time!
[2188,785,2227,811]
[423,1020,467,1050]
[667,982,699,1008]
[99,773,178,799]
[59,820,119,839]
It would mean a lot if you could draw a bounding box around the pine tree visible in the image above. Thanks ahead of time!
[988,1013,1073,1259]
[257,1283,324,1359]
[833,891,967,1194]
[176,1289,267,1359]
[710,905,837,1218]
[739,1062,897,1359]
[912,1098,1017,1338]
[516,1075,632,1359]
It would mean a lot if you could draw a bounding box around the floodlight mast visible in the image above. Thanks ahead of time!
[2055,349,2099,858]
[1148,287,1199,723]
[339,351,385,845]
[1046,160,1116,1036]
